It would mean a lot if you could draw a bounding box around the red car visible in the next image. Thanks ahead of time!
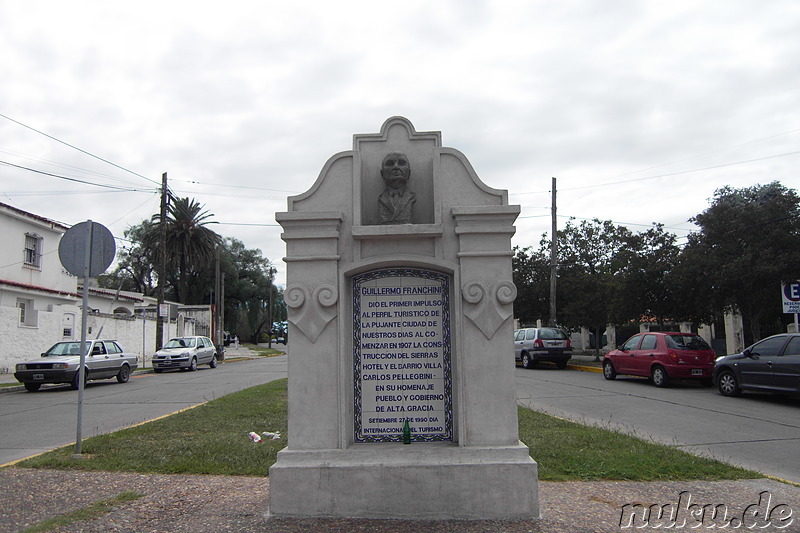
[602,332,716,387]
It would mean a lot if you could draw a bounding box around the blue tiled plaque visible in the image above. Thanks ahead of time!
[353,268,453,443]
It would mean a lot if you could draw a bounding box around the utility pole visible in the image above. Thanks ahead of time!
[549,177,558,326]
[156,172,168,350]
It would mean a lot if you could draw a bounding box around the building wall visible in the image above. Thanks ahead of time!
[0,205,74,294]
[0,306,203,375]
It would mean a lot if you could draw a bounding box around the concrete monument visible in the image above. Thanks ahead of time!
[271,116,538,520]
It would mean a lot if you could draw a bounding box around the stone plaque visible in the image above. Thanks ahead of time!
[353,267,452,442]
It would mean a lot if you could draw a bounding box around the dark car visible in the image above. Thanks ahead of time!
[713,333,800,397]
[602,332,715,387]
[514,327,572,369]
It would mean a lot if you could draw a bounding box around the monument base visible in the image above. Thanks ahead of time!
[268,442,539,520]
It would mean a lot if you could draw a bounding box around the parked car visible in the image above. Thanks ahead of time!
[14,339,138,392]
[602,332,715,387]
[152,336,218,373]
[514,327,572,369]
[713,333,800,397]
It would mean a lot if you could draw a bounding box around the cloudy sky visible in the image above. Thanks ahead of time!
[2,1,798,285]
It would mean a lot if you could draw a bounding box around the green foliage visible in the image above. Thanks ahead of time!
[511,245,550,325]
[511,180,799,342]
[676,182,800,340]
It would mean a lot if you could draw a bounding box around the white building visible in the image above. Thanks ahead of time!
[0,202,211,374]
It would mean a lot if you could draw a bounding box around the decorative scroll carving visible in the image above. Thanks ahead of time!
[461,280,517,339]
[285,283,338,342]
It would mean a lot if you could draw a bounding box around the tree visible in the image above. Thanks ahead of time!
[676,182,800,341]
[97,220,158,296]
[612,224,680,327]
[219,237,277,343]
[511,245,550,325]
[557,219,631,358]
[146,196,222,304]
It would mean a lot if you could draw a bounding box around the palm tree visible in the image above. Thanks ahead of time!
[149,197,221,303]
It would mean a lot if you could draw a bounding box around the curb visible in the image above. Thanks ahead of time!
[568,364,603,373]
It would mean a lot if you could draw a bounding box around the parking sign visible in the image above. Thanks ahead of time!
[782,281,800,313]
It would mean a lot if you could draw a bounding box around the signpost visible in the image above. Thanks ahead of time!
[782,281,800,333]
[58,220,116,456]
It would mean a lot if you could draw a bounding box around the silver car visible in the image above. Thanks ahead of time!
[514,327,572,369]
[152,336,218,373]
[14,340,139,392]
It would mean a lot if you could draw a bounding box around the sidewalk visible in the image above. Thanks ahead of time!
[1,468,797,532]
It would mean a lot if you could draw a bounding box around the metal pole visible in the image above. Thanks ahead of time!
[75,220,93,456]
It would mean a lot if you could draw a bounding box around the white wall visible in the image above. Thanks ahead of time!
[0,307,192,375]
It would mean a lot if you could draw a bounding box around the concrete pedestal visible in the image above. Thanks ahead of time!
[269,443,538,519]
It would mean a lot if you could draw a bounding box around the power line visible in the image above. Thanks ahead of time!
[0,112,160,186]
[511,148,800,196]
[0,160,157,193]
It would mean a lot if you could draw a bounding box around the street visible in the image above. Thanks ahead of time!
[0,355,287,466]
[515,365,800,484]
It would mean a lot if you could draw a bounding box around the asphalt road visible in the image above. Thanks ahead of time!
[514,365,800,484]
[0,355,288,466]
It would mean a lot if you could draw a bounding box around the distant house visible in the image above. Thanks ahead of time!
[0,202,213,374]
[0,202,80,372]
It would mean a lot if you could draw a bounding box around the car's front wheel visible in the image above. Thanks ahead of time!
[188,357,198,372]
[209,355,218,368]
[70,369,87,390]
[651,365,669,387]
[116,365,130,383]
[603,361,617,380]
[24,382,41,392]
[717,370,741,397]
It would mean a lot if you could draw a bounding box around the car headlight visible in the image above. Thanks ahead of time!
[16,364,26,371]
[715,356,725,363]
[52,363,69,369]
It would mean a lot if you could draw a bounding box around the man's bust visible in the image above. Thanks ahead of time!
[378,151,416,224]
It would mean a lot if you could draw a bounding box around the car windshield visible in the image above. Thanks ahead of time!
[665,335,711,351]
[539,328,567,340]
[44,342,86,356]
[164,338,196,349]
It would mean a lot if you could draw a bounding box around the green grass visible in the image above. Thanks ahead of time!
[16,378,760,482]
[518,407,760,481]
[243,343,285,357]
[18,379,287,476]
[22,491,143,533]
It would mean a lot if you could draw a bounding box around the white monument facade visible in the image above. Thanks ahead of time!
[271,117,538,519]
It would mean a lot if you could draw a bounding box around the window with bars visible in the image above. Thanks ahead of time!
[23,233,42,269]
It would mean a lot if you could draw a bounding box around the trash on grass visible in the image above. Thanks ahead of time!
[248,431,262,443]
[261,431,282,440]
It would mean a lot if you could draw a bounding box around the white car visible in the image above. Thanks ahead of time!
[14,340,139,392]
[152,336,218,373]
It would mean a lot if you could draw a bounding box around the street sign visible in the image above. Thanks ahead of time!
[58,221,116,277]
[782,281,800,314]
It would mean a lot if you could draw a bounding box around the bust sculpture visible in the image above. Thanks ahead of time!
[378,151,416,224]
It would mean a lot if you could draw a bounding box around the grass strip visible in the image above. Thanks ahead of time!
[22,491,143,533]
[16,378,759,481]
[18,379,287,476]
[518,407,760,481]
